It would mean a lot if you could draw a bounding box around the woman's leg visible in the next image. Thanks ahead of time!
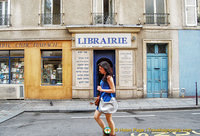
[105,113,115,135]
[94,110,106,130]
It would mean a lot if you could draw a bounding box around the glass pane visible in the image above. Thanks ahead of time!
[10,50,24,57]
[0,58,9,84]
[0,2,2,25]
[11,58,24,84]
[0,51,9,57]
[145,0,154,13]
[41,58,62,85]
[186,0,196,5]
[198,0,200,24]
[145,0,154,24]
[147,44,155,53]
[156,0,165,13]
[0,2,2,14]
[53,0,60,24]
[42,50,62,57]
[5,2,7,13]
[44,0,52,14]
[158,44,167,53]
[44,0,52,24]
[5,2,8,25]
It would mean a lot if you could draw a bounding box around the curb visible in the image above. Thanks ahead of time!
[0,111,24,124]
[24,106,200,113]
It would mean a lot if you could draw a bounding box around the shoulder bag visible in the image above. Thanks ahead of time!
[99,93,118,114]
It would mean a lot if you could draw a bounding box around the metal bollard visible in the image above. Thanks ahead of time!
[196,82,198,106]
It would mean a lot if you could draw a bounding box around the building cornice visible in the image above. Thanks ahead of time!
[66,25,143,33]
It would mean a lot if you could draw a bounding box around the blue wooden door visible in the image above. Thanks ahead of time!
[147,44,168,98]
[93,50,115,97]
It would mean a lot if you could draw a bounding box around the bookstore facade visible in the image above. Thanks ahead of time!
[0,41,72,99]
[68,26,144,99]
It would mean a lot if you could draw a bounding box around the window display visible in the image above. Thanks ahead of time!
[0,59,9,84]
[0,50,24,84]
[41,50,62,85]
[11,58,24,84]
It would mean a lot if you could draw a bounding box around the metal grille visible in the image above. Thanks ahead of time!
[0,14,10,26]
[158,44,167,53]
[93,13,117,25]
[144,13,170,25]
[147,44,155,53]
[41,13,61,25]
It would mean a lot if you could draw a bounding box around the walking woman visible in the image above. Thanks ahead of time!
[94,61,116,136]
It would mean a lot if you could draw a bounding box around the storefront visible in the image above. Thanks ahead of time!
[67,25,143,99]
[0,41,72,99]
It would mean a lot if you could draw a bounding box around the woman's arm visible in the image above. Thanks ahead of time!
[97,76,115,93]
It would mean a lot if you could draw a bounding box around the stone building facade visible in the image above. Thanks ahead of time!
[0,0,198,99]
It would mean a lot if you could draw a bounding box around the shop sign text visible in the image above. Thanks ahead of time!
[76,33,131,47]
[75,51,90,87]
[0,42,61,49]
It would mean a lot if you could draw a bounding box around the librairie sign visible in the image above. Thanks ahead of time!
[75,33,132,47]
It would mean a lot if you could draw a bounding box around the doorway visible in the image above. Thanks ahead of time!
[93,50,115,97]
[147,43,168,98]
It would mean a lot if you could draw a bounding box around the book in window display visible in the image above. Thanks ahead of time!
[0,62,9,84]
[11,61,24,84]
[56,68,62,85]
[42,64,52,85]
[42,64,62,85]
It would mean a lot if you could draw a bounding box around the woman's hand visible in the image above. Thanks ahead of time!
[97,86,102,92]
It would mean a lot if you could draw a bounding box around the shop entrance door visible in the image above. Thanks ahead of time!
[93,50,115,97]
[147,44,168,98]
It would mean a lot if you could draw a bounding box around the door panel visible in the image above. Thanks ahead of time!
[147,56,168,98]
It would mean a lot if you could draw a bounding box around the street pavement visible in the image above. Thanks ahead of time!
[1,110,200,136]
[0,98,200,124]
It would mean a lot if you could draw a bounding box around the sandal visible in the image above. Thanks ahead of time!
[103,131,109,136]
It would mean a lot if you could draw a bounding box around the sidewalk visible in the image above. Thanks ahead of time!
[0,98,200,124]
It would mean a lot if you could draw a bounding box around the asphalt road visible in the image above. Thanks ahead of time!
[0,109,200,136]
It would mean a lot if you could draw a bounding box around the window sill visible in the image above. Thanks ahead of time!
[0,25,11,28]
[182,25,200,30]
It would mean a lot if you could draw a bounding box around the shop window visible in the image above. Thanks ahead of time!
[0,50,24,84]
[41,0,62,25]
[41,50,62,86]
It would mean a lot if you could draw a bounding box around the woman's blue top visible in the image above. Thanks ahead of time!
[96,79,114,110]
